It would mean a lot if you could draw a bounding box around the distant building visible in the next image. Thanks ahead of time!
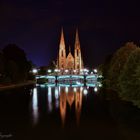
[56,28,84,70]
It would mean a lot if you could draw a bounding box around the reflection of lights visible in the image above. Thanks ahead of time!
[65,87,69,93]
[55,87,59,99]
[40,84,46,88]
[80,87,83,91]
[74,87,77,92]
[94,87,98,92]
[48,87,52,112]
[73,70,76,73]
[48,69,52,73]
[83,88,88,95]
[98,83,102,87]
[32,69,38,74]
[32,88,39,125]
[91,72,93,74]
[55,87,59,109]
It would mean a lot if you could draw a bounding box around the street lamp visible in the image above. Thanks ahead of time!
[65,69,69,73]
[32,68,38,74]
[93,69,98,73]
[48,69,52,73]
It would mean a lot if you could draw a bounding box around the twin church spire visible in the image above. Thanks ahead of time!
[58,28,83,70]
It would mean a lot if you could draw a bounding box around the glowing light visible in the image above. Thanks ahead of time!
[32,87,39,125]
[65,69,69,73]
[94,69,98,73]
[55,87,59,99]
[54,69,58,72]
[74,87,77,92]
[65,86,69,93]
[73,70,77,73]
[48,69,52,73]
[80,87,83,91]
[98,75,103,78]
[55,87,59,109]
[98,83,102,87]
[83,88,88,95]
[32,69,38,74]
[94,87,98,92]
[40,84,46,88]
[76,81,81,85]
[48,87,52,112]
[84,68,87,72]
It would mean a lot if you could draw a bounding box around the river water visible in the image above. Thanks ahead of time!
[0,84,140,140]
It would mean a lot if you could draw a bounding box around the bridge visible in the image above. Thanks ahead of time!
[36,74,98,83]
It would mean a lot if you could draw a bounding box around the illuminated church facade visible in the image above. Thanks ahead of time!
[57,28,84,70]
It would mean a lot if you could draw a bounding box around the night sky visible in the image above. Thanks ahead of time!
[0,0,140,67]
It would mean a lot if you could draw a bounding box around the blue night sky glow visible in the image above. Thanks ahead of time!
[0,0,140,67]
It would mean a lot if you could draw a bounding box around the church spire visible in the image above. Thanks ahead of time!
[60,27,65,48]
[75,28,80,49]
[59,27,66,69]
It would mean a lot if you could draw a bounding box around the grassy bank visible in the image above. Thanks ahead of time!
[0,80,36,91]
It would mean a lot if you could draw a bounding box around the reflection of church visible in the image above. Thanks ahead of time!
[60,87,82,125]
[57,28,84,70]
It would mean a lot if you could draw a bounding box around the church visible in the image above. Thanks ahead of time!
[57,28,84,70]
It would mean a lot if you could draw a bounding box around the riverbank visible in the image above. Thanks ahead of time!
[0,80,36,91]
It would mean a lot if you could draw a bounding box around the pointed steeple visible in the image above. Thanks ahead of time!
[59,27,66,69]
[75,28,80,49]
[74,28,82,70]
[60,27,65,48]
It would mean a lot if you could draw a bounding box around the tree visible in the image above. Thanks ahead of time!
[108,42,137,91]
[119,48,140,107]
[2,44,32,82]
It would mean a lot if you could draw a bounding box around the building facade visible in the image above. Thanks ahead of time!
[57,28,84,70]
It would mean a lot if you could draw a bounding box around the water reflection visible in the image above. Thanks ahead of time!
[31,83,99,126]
[31,87,39,125]
[75,88,82,125]
[59,87,83,126]
[55,87,59,109]
[48,87,53,113]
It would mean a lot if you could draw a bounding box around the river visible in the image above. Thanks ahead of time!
[0,84,140,140]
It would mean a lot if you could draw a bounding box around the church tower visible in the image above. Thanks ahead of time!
[59,28,66,69]
[74,29,82,70]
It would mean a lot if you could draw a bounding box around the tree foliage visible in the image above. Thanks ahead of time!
[0,44,33,83]
[108,42,137,90]
[119,48,140,107]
